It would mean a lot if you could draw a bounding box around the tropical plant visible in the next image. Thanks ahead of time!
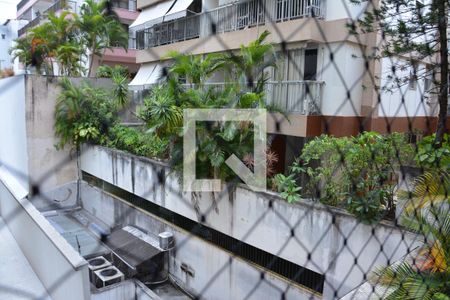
[371,202,450,299]
[277,132,414,223]
[138,32,279,183]
[9,35,33,70]
[223,30,276,92]
[96,65,129,78]
[273,174,301,203]
[166,51,224,86]
[106,124,169,158]
[138,85,183,137]
[76,0,128,76]
[399,170,450,216]
[54,78,119,149]
[9,1,127,77]
[416,134,450,172]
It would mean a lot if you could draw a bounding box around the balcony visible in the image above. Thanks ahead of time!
[141,81,323,114]
[135,0,325,49]
[18,0,77,36]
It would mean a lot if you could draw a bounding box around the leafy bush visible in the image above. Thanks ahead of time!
[273,174,301,203]
[416,133,450,171]
[96,65,129,78]
[55,78,119,149]
[106,125,169,159]
[277,132,414,223]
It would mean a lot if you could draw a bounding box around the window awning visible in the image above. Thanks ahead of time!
[129,63,163,90]
[164,0,195,22]
[129,0,175,31]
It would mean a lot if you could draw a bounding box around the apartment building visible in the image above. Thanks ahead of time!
[0,19,28,73]
[128,0,440,172]
[15,0,140,74]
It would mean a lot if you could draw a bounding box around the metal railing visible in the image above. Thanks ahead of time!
[17,0,78,36]
[265,80,323,114]
[135,0,324,49]
[136,14,201,49]
[140,81,324,114]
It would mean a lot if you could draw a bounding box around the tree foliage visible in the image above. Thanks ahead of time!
[351,0,448,144]
[372,202,450,299]
[54,78,118,149]
[277,132,414,223]
[138,31,279,182]
[9,0,128,76]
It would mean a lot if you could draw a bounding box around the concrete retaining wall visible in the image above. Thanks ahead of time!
[80,182,319,300]
[80,145,423,298]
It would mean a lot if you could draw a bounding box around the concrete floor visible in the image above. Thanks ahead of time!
[0,217,52,300]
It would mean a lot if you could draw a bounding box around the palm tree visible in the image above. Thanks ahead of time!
[166,51,225,86]
[76,0,128,76]
[222,30,276,92]
[371,203,450,299]
[399,171,450,215]
[55,43,85,76]
[9,35,33,72]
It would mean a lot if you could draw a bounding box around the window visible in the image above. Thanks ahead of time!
[1,34,5,40]
[303,49,318,80]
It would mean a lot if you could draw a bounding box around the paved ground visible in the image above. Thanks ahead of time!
[0,217,52,300]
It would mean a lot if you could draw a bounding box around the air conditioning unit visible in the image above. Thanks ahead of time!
[87,256,112,282]
[93,266,124,288]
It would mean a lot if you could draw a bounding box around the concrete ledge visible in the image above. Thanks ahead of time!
[0,166,90,300]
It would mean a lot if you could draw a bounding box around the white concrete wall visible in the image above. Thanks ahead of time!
[325,0,368,21]
[0,75,29,189]
[0,167,90,300]
[80,182,320,300]
[81,145,423,299]
[0,20,29,73]
[319,42,365,116]
[378,57,438,117]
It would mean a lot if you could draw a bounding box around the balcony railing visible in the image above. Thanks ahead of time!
[18,0,77,36]
[136,13,201,49]
[265,80,323,114]
[140,81,324,114]
[135,0,324,49]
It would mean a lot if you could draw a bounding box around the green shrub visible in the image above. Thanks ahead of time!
[277,132,414,223]
[106,125,169,159]
[416,133,450,171]
[55,78,119,149]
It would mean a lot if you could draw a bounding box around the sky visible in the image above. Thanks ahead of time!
[0,0,19,24]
